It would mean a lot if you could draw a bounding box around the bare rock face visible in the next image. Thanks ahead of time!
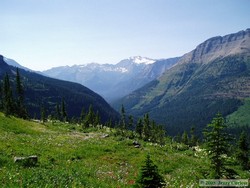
[14,155,38,167]
[133,141,141,148]
[180,29,250,64]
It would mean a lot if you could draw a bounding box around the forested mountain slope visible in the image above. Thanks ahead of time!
[0,55,119,122]
[114,29,250,135]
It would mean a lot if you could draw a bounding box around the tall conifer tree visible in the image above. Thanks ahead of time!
[128,115,134,130]
[3,74,14,116]
[56,102,61,120]
[80,106,85,123]
[61,98,67,122]
[203,113,231,178]
[143,113,151,141]
[120,104,126,130]
[181,131,189,145]
[83,104,95,128]
[41,105,47,123]
[94,111,100,127]
[236,131,249,170]
[15,68,27,118]
[136,118,143,138]
[189,126,198,146]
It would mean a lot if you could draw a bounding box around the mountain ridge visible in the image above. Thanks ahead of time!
[3,56,31,71]
[0,55,119,122]
[114,29,250,135]
[179,28,250,65]
[43,56,180,102]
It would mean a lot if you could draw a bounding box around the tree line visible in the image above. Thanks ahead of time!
[0,69,103,127]
[118,105,166,145]
[0,68,28,119]
[43,102,166,145]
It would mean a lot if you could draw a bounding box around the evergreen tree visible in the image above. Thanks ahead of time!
[181,131,189,145]
[134,154,165,188]
[128,115,134,130]
[203,113,231,178]
[15,68,27,118]
[70,116,78,124]
[143,113,151,141]
[175,132,181,143]
[120,104,126,130]
[56,102,61,120]
[150,120,157,143]
[16,68,23,110]
[3,74,14,116]
[94,111,100,127]
[105,118,112,128]
[80,106,85,123]
[155,125,166,146]
[41,105,47,123]
[83,105,95,128]
[189,126,198,146]
[236,131,249,170]
[61,98,67,122]
[136,118,143,138]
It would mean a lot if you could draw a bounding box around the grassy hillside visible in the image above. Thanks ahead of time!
[0,113,249,187]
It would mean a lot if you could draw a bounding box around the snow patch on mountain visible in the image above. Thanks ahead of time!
[43,56,180,102]
[102,67,128,73]
[129,56,156,65]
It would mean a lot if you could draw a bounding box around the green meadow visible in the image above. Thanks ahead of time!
[0,113,249,187]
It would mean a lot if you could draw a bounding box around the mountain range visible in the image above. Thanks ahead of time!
[2,29,250,136]
[43,56,180,102]
[0,55,119,122]
[114,29,250,135]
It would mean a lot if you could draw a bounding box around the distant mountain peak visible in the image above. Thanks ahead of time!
[43,56,179,102]
[128,56,156,65]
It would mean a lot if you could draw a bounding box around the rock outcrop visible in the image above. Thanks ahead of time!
[179,29,250,64]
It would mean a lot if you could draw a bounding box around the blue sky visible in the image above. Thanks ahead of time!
[1,0,250,71]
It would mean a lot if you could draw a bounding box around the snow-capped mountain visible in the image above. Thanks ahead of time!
[127,56,156,65]
[43,56,180,102]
